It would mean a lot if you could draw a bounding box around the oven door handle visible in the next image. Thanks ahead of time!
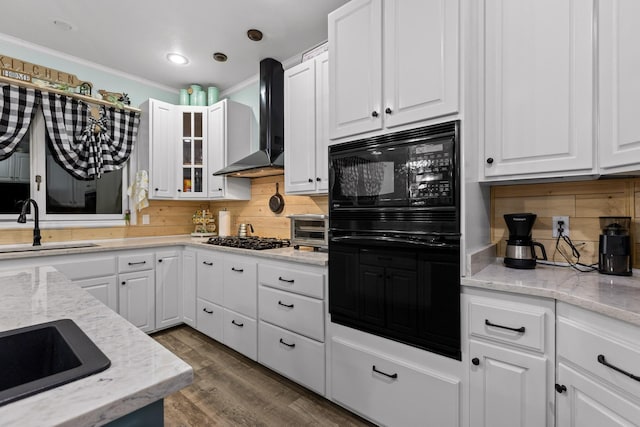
[330,235,458,249]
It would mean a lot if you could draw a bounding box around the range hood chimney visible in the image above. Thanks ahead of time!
[213,58,284,178]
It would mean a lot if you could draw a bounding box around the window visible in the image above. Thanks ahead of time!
[0,111,128,224]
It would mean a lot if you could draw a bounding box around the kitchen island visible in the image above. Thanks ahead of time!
[0,266,193,426]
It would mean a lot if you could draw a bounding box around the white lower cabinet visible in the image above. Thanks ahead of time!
[258,286,324,341]
[118,269,155,332]
[75,275,118,312]
[196,298,223,342]
[469,339,548,427]
[223,308,257,361]
[223,254,257,318]
[556,302,640,427]
[331,337,460,426]
[259,321,325,395]
[155,250,182,329]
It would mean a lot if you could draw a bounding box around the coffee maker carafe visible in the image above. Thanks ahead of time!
[503,213,547,269]
[598,216,632,276]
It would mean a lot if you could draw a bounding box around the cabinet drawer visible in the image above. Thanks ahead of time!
[196,298,223,342]
[558,315,640,400]
[196,251,224,304]
[54,256,117,280]
[468,298,547,353]
[223,256,257,318]
[259,286,324,341]
[331,337,460,427]
[118,252,154,273]
[258,263,324,299]
[258,321,325,395]
[223,308,257,361]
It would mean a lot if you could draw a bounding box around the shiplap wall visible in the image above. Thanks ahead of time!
[492,178,639,267]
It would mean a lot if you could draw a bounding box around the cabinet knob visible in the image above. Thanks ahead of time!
[218,188,222,191]
[158,259,163,263]
[177,189,182,192]
[486,158,494,164]
[555,384,567,394]
[316,177,321,182]
[154,188,159,191]
[472,357,480,366]
[385,107,392,114]
[371,111,379,117]
[308,178,313,183]
[121,281,126,286]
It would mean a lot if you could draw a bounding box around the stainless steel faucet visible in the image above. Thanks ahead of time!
[17,199,41,246]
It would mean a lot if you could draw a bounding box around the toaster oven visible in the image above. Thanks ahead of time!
[288,214,328,250]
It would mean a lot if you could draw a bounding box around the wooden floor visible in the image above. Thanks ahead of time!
[152,325,374,427]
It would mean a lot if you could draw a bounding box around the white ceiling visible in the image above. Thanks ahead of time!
[0,0,349,92]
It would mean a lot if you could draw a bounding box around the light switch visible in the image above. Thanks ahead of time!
[142,214,150,225]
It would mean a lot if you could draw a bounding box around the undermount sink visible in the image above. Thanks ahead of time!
[0,319,111,406]
[0,242,98,254]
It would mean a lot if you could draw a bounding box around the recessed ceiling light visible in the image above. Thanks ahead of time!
[52,20,74,31]
[247,29,263,42]
[213,52,228,62]
[167,53,189,65]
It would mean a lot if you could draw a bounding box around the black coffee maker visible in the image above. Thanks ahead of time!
[598,216,632,276]
[503,213,547,269]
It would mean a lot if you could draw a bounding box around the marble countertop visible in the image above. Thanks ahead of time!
[0,235,328,266]
[0,266,193,426]
[462,260,640,326]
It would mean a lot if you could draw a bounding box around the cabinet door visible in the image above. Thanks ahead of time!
[557,363,640,427]
[483,0,594,178]
[329,0,383,139]
[197,251,224,304]
[155,251,182,329]
[328,246,359,320]
[182,249,196,328]
[178,108,206,198]
[383,0,458,128]
[223,255,257,318]
[598,0,640,171]
[315,52,330,192]
[119,269,155,332]
[76,276,117,312]
[284,59,317,193]
[207,102,226,198]
[149,99,176,198]
[469,339,549,427]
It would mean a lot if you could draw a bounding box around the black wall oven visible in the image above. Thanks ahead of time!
[328,121,461,360]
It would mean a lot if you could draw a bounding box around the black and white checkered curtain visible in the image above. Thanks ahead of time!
[0,84,39,161]
[40,92,140,180]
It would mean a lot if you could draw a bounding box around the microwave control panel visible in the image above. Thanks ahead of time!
[408,141,454,206]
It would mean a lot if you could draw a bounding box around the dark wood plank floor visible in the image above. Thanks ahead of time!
[152,325,375,427]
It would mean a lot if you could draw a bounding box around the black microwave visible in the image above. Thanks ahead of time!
[329,121,459,209]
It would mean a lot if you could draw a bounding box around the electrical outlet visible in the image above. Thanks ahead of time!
[142,214,150,225]
[552,216,569,237]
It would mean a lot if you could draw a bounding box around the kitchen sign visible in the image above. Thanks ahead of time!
[0,54,82,87]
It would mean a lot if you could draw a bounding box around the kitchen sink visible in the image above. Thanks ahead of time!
[0,319,111,406]
[0,242,98,254]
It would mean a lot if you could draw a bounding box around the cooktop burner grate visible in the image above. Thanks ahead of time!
[205,236,291,250]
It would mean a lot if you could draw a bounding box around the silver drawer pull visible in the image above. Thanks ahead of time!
[278,276,294,283]
[598,354,640,382]
[485,319,525,333]
[372,365,398,379]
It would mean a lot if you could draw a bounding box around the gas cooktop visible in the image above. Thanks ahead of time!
[205,236,291,250]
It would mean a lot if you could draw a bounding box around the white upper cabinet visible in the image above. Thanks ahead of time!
[328,0,459,141]
[284,52,329,195]
[598,0,640,173]
[139,98,251,200]
[481,0,595,180]
[206,100,251,200]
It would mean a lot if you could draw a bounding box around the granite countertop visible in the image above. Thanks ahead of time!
[0,266,193,426]
[462,260,640,326]
[0,235,328,266]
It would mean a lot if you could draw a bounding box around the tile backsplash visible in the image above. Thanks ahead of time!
[492,178,639,267]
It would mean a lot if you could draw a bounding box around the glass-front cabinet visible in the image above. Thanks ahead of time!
[179,108,206,198]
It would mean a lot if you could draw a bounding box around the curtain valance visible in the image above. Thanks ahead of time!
[0,84,39,161]
[0,83,140,179]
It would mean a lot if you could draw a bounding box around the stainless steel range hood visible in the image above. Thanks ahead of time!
[213,58,284,178]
